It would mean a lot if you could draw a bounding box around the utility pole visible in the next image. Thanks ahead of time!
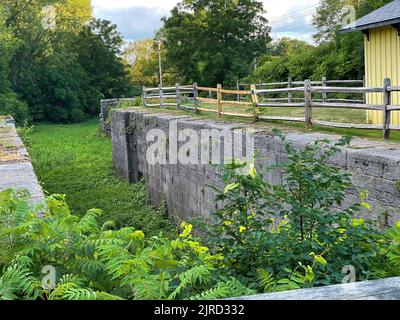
[158,40,163,87]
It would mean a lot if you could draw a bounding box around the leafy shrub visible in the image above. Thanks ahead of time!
[69,109,88,123]
[1,132,397,300]
[0,93,30,125]
[375,222,400,278]
[197,132,389,288]
[0,189,253,300]
[16,120,34,146]
[134,96,142,106]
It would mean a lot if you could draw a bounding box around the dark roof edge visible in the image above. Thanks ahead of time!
[340,18,400,33]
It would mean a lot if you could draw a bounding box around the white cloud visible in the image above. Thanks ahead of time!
[264,0,319,19]
[91,0,320,42]
[92,0,177,11]
[305,14,313,24]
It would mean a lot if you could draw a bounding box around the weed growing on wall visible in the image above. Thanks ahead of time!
[16,121,35,146]
[396,180,400,192]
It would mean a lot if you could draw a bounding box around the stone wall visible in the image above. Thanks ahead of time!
[100,98,138,136]
[111,108,400,225]
[233,277,400,300]
[0,117,44,204]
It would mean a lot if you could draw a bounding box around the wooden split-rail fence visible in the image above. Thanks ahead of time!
[142,78,400,139]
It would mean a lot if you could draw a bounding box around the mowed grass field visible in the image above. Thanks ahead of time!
[27,119,175,237]
[149,94,368,124]
[198,103,367,124]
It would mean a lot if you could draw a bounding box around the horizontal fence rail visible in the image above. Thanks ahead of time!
[142,77,400,139]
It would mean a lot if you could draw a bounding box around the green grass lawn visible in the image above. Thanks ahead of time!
[143,100,400,141]
[153,96,368,124]
[27,118,175,237]
[195,102,367,124]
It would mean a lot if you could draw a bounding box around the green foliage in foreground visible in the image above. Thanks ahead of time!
[27,120,174,237]
[196,132,399,289]
[1,168,400,300]
[4,129,400,300]
[0,189,255,300]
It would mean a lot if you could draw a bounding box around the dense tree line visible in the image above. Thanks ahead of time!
[124,0,272,87]
[1,0,395,123]
[159,0,271,86]
[0,0,133,123]
[125,0,393,88]
[247,0,393,84]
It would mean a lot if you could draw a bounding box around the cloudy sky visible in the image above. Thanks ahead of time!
[92,0,320,43]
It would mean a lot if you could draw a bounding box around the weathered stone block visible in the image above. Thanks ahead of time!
[111,109,400,225]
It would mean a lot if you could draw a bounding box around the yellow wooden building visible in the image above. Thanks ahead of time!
[341,0,400,125]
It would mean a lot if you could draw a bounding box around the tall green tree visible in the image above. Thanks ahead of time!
[0,7,15,95]
[123,39,177,87]
[160,0,271,86]
[250,0,394,85]
[313,0,393,44]
[73,19,133,103]
[123,39,160,87]
[312,0,357,44]
[0,6,29,123]
[2,0,95,122]
[0,0,133,123]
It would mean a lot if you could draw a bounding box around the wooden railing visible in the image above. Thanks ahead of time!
[142,78,400,139]
[238,77,367,104]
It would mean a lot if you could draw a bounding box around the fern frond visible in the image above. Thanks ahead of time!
[101,220,116,231]
[79,238,126,256]
[0,262,41,300]
[60,287,123,301]
[61,288,98,300]
[59,274,86,286]
[257,269,276,293]
[75,258,105,275]
[132,274,168,300]
[189,278,255,300]
[95,291,124,300]
[168,265,213,300]
[370,267,389,279]
[14,201,31,223]
[101,227,137,241]
[78,209,103,233]
[48,274,86,300]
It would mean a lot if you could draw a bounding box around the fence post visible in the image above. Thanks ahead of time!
[363,75,367,104]
[251,84,259,122]
[383,78,391,140]
[304,79,312,130]
[142,86,147,107]
[322,77,327,102]
[237,80,240,102]
[159,84,164,108]
[217,84,222,116]
[193,82,199,113]
[176,83,181,109]
[288,77,292,103]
